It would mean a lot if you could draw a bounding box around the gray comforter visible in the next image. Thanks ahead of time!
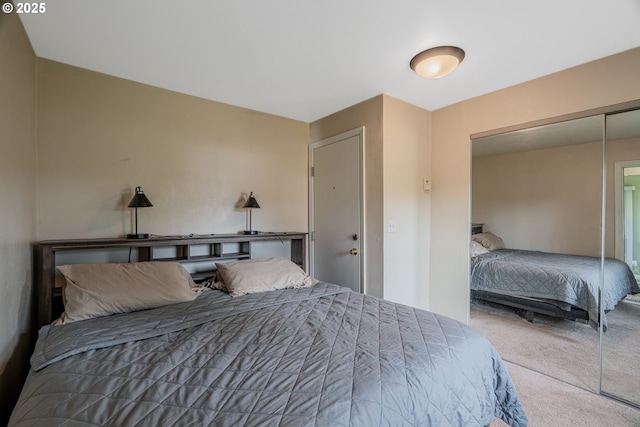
[471,249,640,330]
[10,283,527,426]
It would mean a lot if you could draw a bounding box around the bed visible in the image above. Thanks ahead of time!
[470,232,640,330]
[10,236,528,426]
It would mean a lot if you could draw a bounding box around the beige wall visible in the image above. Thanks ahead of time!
[309,96,385,297]
[382,95,431,308]
[431,47,640,323]
[0,10,37,424]
[309,95,431,305]
[37,60,309,240]
[473,141,603,257]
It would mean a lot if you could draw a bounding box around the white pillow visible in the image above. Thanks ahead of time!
[215,257,315,297]
[470,240,490,257]
[56,261,203,325]
[472,232,505,250]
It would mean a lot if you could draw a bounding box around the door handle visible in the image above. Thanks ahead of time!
[349,248,359,255]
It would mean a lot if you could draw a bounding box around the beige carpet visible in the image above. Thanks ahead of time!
[601,301,640,402]
[627,292,640,303]
[491,362,640,426]
[471,299,600,392]
[470,297,640,410]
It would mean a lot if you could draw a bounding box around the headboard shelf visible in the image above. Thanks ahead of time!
[34,232,307,329]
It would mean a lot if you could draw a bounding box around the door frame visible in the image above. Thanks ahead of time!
[308,127,365,292]
[613,160,640,265]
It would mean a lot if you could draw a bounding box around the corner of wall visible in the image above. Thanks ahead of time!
[0,8,38,424]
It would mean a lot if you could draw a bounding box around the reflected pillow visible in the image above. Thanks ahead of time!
[470,240,490,257]
[216,257,315,297]
[472,232,505,250]
[56,261,204,325]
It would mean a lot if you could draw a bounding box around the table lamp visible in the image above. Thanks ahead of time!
[127,186,153,239]
[242,192,260,235]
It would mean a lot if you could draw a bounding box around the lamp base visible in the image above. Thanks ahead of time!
[127,233,150,239]
[243,230,259,235]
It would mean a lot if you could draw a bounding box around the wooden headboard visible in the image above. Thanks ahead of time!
[33,232,307,329]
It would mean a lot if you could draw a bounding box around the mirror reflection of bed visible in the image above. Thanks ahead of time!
[469,106,640,408]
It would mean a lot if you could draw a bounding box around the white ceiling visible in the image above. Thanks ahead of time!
[18,0,640,123]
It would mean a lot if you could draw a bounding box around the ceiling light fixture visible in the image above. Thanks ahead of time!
[410,46,465,79]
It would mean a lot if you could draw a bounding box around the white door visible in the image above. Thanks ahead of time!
[309,128,364,292]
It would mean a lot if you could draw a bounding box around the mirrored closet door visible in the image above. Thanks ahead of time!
[470,115,605,394]
[470,104,640,409]
[601,108,640,407]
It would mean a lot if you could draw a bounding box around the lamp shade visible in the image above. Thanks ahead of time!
[128,186,153,208]
[410,46,465,79]
[243,192,260,209]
